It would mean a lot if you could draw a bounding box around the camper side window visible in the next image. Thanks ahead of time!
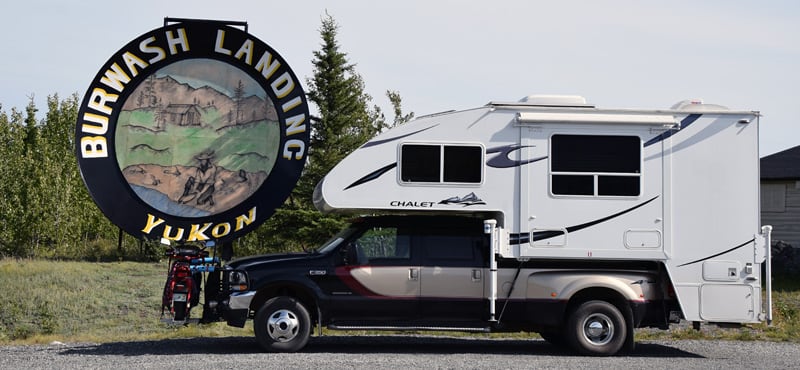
[400,144,482,184]
[550,134,641,197]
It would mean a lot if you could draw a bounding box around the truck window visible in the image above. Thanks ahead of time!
[400,144,482,184]
[550,134,641,197]
[421,234,485,267]
[352,227,411,262]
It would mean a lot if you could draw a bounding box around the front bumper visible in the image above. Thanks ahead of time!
[224,291,255,328]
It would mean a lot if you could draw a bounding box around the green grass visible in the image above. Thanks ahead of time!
[635,274,800,342]
[0,260,249,344]
[0,259,798,345]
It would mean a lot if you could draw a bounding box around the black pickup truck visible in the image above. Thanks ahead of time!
[201,214,669,355]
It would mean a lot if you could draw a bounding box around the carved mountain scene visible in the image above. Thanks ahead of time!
[115,59,280,217]
[120,75,279,127]
[123,164,268,217]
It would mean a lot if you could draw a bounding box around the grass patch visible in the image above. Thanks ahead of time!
[0,259,248,344]
[0,259,799,345]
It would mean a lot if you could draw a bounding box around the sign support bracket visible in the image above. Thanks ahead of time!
[164,17,248,32]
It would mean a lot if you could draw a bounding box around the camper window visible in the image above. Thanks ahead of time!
[550,134,641,197]
[400,144,482,184]
[401,144,441,182]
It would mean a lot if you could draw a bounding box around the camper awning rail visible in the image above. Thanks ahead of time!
[517,112,677,126]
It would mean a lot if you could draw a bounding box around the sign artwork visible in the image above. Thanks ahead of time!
[76,19,309,243]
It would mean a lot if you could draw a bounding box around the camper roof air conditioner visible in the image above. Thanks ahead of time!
[671,99,730,111]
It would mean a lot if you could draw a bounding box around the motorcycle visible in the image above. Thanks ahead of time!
[160,240,219,324]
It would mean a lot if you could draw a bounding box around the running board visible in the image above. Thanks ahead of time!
[328,324,490,333]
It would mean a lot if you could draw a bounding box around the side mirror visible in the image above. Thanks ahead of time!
[342,244,361,265]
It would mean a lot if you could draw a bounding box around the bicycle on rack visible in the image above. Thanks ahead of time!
[161,240,220,324]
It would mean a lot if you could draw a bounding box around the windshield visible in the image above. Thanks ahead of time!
[315,227,357,254]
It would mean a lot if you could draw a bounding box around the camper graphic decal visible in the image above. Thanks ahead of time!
[361,125,439,149]
[439,192,486,207]
[676,238,755,267]
[345,163,397,190]
[485,144,547,168]
[510,196,660,245]
[76,20,309,243]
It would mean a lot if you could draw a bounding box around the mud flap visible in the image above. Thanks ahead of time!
[623,303,636,353]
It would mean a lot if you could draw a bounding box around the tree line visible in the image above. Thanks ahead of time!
[0,14,413,260]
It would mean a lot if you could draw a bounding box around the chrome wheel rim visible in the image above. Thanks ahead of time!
[267,309,300,342]
[581,313,614,346]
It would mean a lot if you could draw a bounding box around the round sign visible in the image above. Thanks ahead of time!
[75,20,309,244]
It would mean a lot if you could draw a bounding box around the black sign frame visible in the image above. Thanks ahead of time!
[75,19,309,244]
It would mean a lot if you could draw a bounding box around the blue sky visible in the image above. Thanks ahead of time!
[1,0,797,155]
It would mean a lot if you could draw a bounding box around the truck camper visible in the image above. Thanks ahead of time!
[214,95,772,355]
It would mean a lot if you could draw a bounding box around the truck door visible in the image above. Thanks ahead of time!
[519,124,666,259]
[419,229,486,320]
[328,226,420,320]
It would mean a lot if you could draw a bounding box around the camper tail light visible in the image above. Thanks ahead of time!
[666,282,676,298]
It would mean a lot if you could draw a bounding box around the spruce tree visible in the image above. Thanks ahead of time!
[240,13,392,253]
[297,13,385,205]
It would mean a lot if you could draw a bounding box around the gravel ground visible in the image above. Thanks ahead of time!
[2,335,800,369]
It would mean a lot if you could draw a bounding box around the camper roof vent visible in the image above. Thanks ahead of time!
[671,99,729,111]
[518,94,589,107]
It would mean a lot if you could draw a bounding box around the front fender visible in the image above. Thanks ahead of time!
[248,275,327,314]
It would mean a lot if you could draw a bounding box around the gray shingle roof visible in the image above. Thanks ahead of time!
[761,145,800,180]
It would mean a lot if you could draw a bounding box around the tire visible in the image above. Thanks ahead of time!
[175,279,193,321]
[173,301,188,321]
[565,300,627,356]
[539,331,566,347]
[254,296,311,352]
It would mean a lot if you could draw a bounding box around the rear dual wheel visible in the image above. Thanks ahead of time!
[566,300,627,356]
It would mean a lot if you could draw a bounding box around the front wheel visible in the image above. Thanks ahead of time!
[539,331,566,347]
[254,296,311,352]
[565,300,627,356]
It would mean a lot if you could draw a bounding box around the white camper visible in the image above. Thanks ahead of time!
[315,94,772,332]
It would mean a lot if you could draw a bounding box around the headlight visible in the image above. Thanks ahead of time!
[228,270,249,291]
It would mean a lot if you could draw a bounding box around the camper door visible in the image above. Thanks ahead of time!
[518,121,668,260]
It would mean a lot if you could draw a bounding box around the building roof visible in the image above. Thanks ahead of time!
[163,103,200,114]
[761,145,800,180]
